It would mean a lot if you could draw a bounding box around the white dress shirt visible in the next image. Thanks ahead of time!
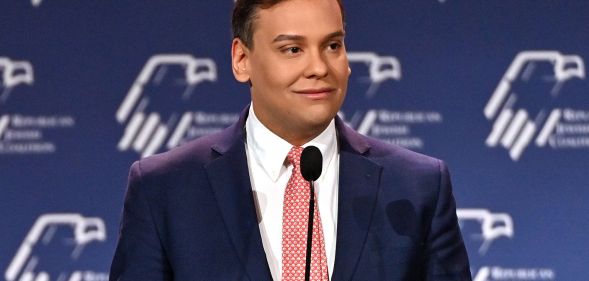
[245,105,339,281]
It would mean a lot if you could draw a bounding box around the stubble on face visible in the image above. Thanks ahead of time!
[245,0,350,146]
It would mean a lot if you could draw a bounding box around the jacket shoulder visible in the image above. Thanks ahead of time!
[131,128,231,181]
[336,117,443,172]
[360,133,444,173]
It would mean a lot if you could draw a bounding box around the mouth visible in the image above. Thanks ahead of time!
[293,87,336,99]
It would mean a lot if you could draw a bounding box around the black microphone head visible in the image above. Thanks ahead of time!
[300,146,322,181]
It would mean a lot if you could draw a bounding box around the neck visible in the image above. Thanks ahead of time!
[249,104,332,147]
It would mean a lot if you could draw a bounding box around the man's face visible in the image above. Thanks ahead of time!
[242,0,349,145]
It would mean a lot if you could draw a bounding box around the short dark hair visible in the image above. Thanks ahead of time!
[232,0,345,49]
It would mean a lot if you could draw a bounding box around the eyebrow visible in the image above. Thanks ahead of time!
[272,31,345,43]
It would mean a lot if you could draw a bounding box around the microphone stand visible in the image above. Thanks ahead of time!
[300,145,322,281]
[304,180,315,281]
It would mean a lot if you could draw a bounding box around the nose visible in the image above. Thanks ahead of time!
[303,50,328,79]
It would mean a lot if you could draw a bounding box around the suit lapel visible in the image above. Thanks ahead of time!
[205,109,273,281]
[331,118,382,281]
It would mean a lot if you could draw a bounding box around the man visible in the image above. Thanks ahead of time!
[110,0,472,280]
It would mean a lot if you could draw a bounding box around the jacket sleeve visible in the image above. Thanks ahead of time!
[424,160,472,281]
[109,161,173,281]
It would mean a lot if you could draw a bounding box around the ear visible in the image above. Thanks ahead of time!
[231,38,251,83]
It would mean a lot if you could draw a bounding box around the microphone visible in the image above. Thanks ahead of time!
[300,146,322,281]
[301,146,322,181]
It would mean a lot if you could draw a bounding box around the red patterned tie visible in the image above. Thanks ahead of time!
[282,146,329,281]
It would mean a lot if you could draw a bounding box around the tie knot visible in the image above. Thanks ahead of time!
[286,146,303,168]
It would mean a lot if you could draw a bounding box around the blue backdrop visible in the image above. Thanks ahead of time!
[1,1,588,280]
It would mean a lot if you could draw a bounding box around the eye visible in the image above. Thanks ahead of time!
[328,42,342,51]
[280,46,303,57]
[287,47,301,54]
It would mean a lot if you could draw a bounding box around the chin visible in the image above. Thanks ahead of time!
[304,110,336,127]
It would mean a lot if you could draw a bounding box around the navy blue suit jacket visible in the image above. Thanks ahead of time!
[110,108,471,281]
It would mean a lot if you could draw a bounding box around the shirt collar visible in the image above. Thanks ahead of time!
[245,104,338,182]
